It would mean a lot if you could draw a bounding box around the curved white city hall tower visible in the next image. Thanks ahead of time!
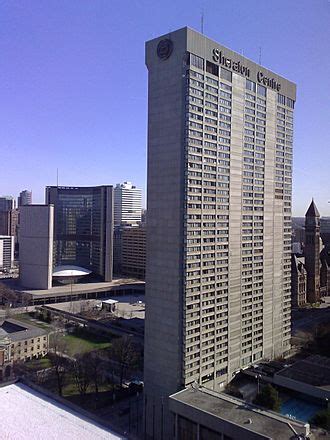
[144,27,296,439]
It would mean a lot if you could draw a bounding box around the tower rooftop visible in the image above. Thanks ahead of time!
[306,199,320,217]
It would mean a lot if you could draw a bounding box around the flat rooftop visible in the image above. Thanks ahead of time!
[0,382,124,439]
[276,355,330,390]
[17,277,145,299]
[170,387,309,439]
[0,318,47,342]
[46,294,145,320]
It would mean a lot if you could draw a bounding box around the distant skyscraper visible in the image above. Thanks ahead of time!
[305,200,321,303]
[0,209,18,238]
[144,27,295,439]
[114,182,142,226]
[46,186,114,282]
[18,190,32,207]
[0,196,14,212]
[0,197,18,240]
[0,236,14,271]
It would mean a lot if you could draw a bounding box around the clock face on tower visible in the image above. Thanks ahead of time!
[157,39,173,60]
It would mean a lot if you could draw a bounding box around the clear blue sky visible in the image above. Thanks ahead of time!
[0,0,329,215]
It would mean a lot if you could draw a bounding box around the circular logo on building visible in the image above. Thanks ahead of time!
[157,39,173,60]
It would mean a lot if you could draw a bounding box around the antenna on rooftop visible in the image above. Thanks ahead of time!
[259,46,262,65]
[201,10,204,34]
[56,168,59,187]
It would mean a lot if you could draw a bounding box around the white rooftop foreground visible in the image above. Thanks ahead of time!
[0,382,125,440]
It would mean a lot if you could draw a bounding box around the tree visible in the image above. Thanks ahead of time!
[225,383,243,399]
[72,353,91,397]
[0,282,18,308]
[310,323,330,357]
[108,336,137,387]
[310,409,330,430]
[20,292,31,312]
[85,350,103,396]
[48,331,69,396]
[253,384,281,411]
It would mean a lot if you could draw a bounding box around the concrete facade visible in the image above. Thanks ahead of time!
[19,205,54,289]
[144,27,295,439]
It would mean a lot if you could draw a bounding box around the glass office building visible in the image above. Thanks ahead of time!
[46,186,113,281]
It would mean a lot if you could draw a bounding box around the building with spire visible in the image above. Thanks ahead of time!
[292,200,330,306]
[304,200,321,303]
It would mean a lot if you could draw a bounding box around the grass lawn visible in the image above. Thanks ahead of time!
[62,375,111,398]
[62,329,112,356]
[25,356,52,371]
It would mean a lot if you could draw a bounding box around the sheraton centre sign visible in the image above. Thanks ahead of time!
[212,48,281,91]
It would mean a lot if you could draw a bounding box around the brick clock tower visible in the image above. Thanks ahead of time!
[305,199,321,303]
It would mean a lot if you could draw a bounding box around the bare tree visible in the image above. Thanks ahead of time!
[72,353,91,396]
[0,282,18,308]
[12,356,25,379]
[108,336,137,387]
[48,331,69,396]
[85,350,103,396]
[20,292,30,312]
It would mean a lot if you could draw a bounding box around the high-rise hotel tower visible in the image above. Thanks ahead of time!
[144,27,296,438]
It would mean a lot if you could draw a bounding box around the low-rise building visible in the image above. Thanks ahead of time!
[0,318,48,380]
[273,355,330,402]
[0,337,12,381]
[169,386,311,440]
